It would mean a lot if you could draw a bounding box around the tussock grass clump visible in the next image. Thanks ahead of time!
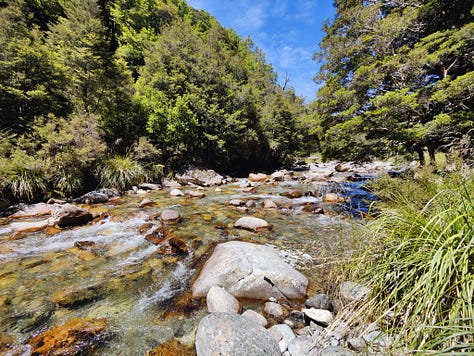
[98,156,146,191]
[358,173,474,353]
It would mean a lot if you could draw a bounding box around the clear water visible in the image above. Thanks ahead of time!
[0,176,368,354]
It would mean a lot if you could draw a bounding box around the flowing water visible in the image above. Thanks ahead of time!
[0,175,374,354]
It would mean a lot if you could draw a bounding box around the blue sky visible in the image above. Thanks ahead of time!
[186,0,335,102]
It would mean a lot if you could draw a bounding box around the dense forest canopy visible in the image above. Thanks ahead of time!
[1,0,473,204]
[313,0,474,164]
[0,0,313,202]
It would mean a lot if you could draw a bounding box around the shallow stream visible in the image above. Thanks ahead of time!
[0,174,372,354]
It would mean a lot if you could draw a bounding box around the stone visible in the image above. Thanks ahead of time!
[206,286,240,313]
[176,168,223,186]
[75,191,109,204]
[323,193,345,203]
[10,219,49,233]
[263,199,278,209]
[50,204,93,228]
[264,302,286,318]
[305,294,333,311]
[52,285,101,307]
[269,324,295,353]
[139,199,154,208]
[229,199,245,206]
[160,209,181,225]
[302,308,334,327]
[335,163,350,172]
[270,171,285,181]
[347,337,367,352]
[288,336,315,356]
[339,281,370,303]
[248,173,269,182]
[170,188,184,197]
[138,183,161,191]
[192,241,308,300]
[146,339,195,356]
[10,203,54,218]
[241,309,268,327]
[185,190,206,198]
[362,330,392,348]
[195,313,280,356]
[28,318,110,355]
[234,216,271,232]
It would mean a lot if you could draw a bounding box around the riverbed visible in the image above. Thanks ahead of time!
[0,167,377,354]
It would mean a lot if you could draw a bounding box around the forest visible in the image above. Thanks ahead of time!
[0,0,473,202]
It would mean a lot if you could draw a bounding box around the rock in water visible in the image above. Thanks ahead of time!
[50,204,92,228]
[28,318,110,355]
[160,209,181,225]
[192,241,308,300]
[234,216,271,232]
[195,313,280,356]
[10,203,54,218]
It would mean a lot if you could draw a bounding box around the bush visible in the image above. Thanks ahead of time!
[357,174,474,352]
[98,155,146,191]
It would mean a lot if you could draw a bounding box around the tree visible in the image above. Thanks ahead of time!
[313,0,474,164]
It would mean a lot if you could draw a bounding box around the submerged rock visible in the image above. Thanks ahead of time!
[28,318,110,355]
[170,189,184,197]
[234,216,271,232]
[195,313,280,356]
[192,241,308,300]
[146,339,195,356]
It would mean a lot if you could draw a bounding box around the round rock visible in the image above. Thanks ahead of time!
[234,216,271,232]
[160,209,181,225]
[305,294,333,311]
[195,313,280,356]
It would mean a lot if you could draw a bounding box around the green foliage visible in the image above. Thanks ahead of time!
[357,174,474,352]
[314,0,474,164]
[0,0,306,204]
[98,155,146,191]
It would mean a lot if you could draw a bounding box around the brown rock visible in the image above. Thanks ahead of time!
[263,199,278,209]
[139,199,154,208]
[146,339,195,356]
[50,204,93,228]
[248,173,269,183]
[322,193,345,203]
[28,318,110,355]
[160,209,181,225]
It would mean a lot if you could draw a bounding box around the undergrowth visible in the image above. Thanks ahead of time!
[351,168,474,353]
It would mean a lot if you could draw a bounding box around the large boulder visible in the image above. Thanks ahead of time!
[50,204,93,228]
[176,168,223,186]
[195,313,280,356]
[192,241,308,300]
